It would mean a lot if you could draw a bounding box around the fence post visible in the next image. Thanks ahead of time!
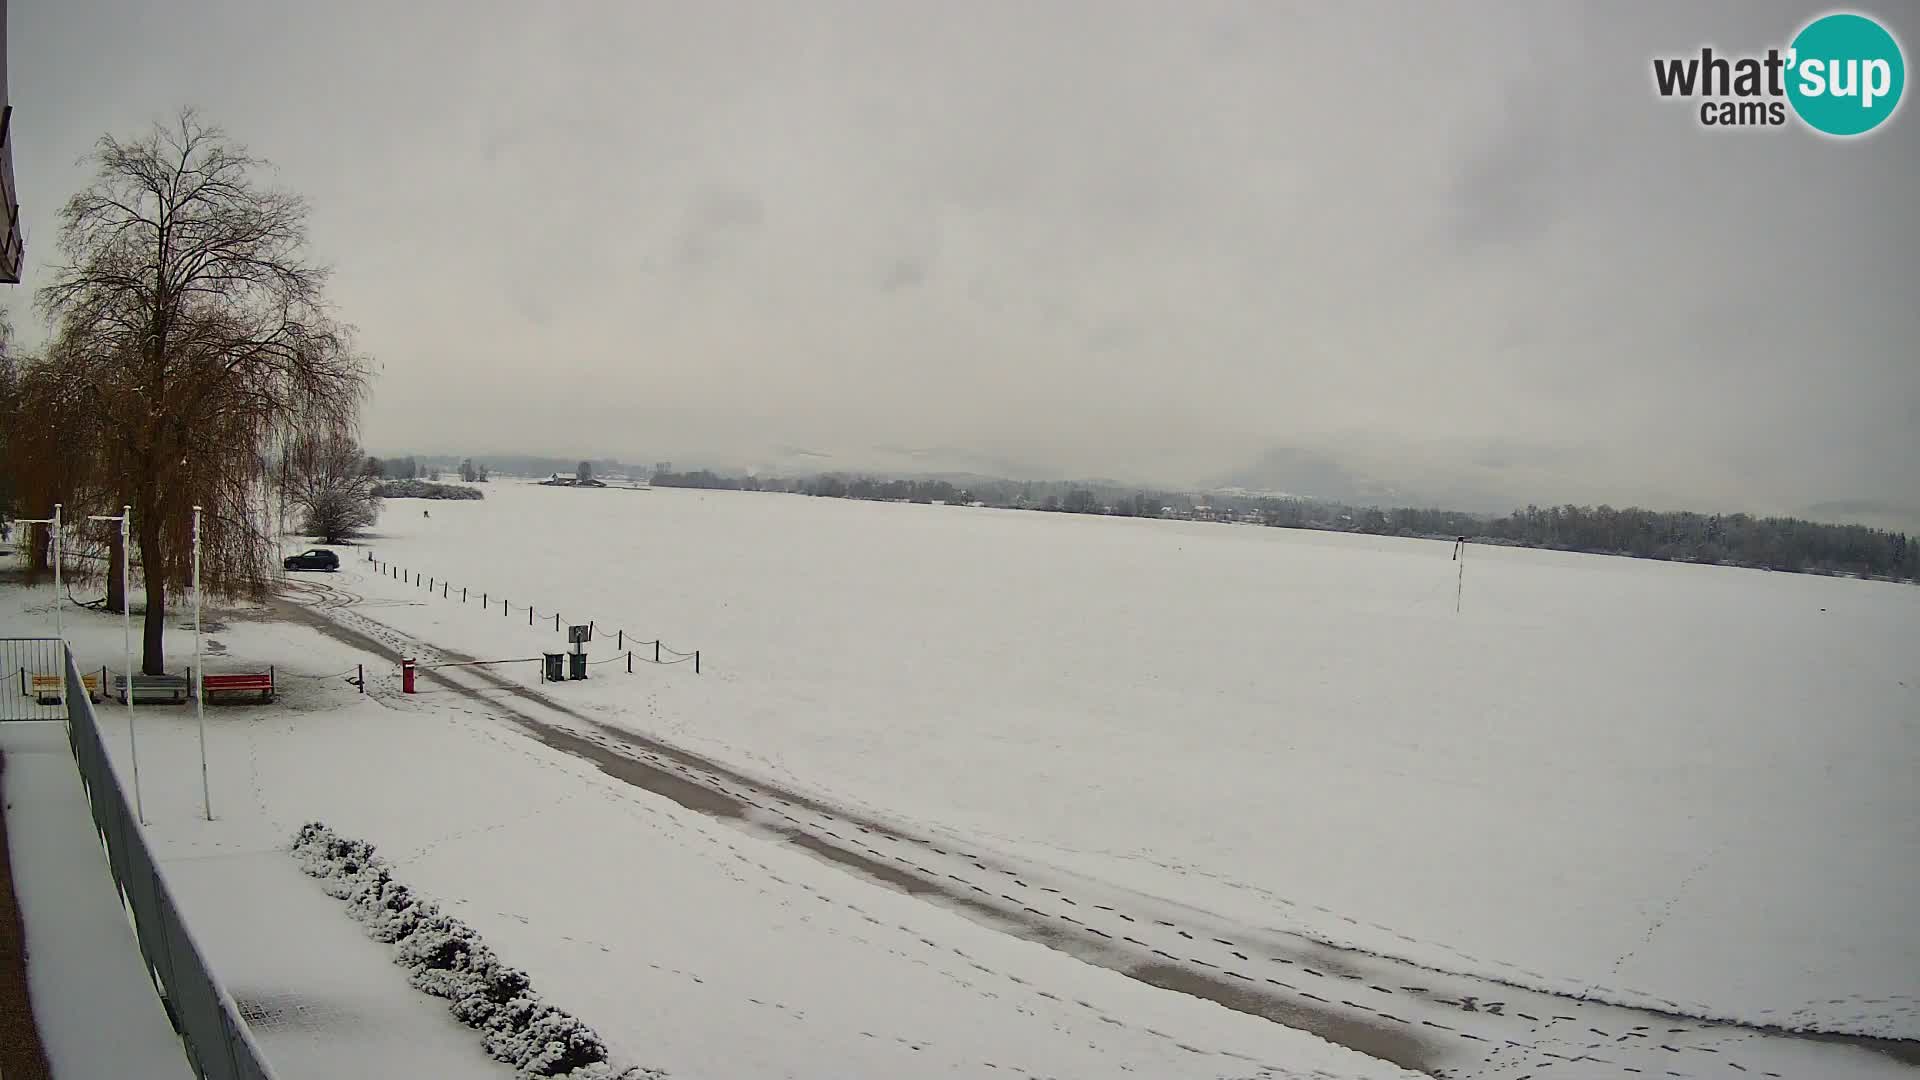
[358,663,364,693]
[443,582,448,598]
[627,651,632,674]
[554,613,560,632]
[617,629,622,650]
[695,650,701,675]
[655,640,661,664]
[529,606,534,626]
[463,587,467,602]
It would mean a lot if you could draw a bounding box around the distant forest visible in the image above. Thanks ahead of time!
[651,470,1920,583]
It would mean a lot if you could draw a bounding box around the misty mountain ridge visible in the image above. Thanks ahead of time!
[375,442,1917,533]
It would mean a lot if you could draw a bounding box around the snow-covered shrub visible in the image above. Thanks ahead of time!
[453,963,535,1028]
[290,823,662,1080]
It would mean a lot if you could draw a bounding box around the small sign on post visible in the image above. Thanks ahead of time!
[566,625,591,681]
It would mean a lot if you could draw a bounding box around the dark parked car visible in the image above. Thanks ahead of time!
[283,549,340,572]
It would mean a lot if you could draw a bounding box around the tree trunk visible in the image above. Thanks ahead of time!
[27,523,50,580]
[138,516,167,675]
[106,529,126,613]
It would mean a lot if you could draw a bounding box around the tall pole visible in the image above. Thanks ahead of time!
[123,507,142,824]
[193,506,210,821]
[91,509,143,823]
[1455,541,1466,614]
[51,504,63,645]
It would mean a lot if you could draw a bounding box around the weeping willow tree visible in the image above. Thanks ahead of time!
[26,109,369,674]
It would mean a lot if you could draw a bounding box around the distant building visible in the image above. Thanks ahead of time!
[652,462,672,478]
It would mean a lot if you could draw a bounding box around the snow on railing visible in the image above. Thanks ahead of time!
[62,646,283,1080]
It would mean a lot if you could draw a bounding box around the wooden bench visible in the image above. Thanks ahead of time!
[31,672,102,704]
[201,669,275,703]
[111,674,191,705]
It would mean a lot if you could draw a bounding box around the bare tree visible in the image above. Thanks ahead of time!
[0,307,18,532]
[34,109,369,673]
[284,427,380,543]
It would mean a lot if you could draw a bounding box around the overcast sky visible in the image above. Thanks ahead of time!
[10,1,1918,520]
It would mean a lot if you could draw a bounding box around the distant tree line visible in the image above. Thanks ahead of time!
[647,470,1919,583]
[371,479,484,501]
[366,455,421,480]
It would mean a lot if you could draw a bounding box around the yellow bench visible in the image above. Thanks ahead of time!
[31,672,101,704]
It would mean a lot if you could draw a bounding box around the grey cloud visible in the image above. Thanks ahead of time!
[6,0,1916,523]
[675,187,765,270]
[877,255,928,292]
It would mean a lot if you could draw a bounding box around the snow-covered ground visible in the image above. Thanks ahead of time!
[347,483,1920,1040]
[3,479,1914,1079]
[1,582,1409,1079]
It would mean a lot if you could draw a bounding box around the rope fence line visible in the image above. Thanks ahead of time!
[277,666,361,681]
[363,552,702,676]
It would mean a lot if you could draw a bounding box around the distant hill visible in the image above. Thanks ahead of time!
[1215,447,1401,504]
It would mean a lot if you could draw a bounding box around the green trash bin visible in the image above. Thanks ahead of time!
[542,652,564,682]
[568,651,587,680]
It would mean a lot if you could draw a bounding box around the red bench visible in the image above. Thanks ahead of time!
[201,669,275,703]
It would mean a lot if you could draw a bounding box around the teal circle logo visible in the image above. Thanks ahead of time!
[1786,12,1905,136]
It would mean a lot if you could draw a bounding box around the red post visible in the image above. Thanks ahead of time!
[402,658,417,694]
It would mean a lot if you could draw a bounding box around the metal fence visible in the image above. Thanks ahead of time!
[0,637,66,720]
[61,645,282,1080]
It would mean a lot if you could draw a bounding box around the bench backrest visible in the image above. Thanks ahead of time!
[203,673,272,688]
[32,673,99,690]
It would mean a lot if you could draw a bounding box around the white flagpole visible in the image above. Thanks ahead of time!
[194,506,210,820]
[124,507,142,823]
[89,508,142,822]
[52,504,63,645]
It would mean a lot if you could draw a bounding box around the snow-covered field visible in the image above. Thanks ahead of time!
[1,578,1406,1078]
[4,479,1916,1079]
[350,483,1920,1036]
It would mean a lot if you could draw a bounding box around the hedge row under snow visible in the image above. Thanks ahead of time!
[291,823,662,1080]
